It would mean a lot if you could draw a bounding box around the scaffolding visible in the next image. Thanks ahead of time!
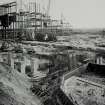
[0,2,17,39]
[0,1,72,41]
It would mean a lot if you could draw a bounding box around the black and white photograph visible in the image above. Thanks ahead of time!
[0,0,105,105]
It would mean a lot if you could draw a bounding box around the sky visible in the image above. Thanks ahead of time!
[0,0,105,29]
[49,0,105,29]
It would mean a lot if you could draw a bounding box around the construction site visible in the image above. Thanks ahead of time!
[0,0,71,41]
[0,0,105,105]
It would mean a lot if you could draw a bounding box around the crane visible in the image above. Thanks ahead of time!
[46,0,51,17]
[43,0,51,27]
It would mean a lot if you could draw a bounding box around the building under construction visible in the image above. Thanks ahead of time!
[0,1,71,41]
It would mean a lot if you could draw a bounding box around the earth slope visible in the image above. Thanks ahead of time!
[0,62,41,105]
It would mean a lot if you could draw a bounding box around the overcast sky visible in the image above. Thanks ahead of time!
[0,0,105,29]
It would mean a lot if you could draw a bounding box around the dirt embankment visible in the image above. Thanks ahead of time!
[0,62,42,105]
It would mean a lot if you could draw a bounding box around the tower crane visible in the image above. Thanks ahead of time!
[43,0,51,27]
[47,0,51,17]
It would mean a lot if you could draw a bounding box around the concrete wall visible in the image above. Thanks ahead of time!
[61,64,88,89]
